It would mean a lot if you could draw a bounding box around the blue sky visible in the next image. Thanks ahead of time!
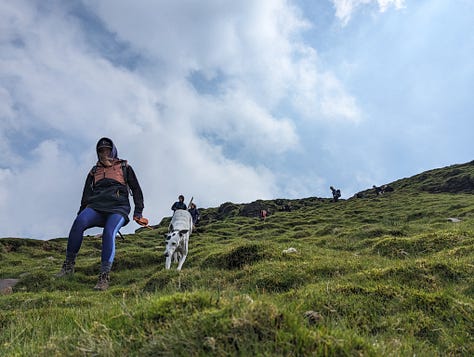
[1,0,473,239]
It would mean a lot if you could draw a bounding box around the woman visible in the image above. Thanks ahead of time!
[56,137,146,290]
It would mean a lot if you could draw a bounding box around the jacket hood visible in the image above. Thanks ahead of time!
[96,137,118,159]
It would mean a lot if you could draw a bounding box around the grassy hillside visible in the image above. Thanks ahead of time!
[1,162,474,356]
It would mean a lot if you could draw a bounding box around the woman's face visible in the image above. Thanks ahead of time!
[98,147,113,166]
[98,147,112,158]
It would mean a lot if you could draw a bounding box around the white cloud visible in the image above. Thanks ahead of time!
[0,1,297,238]
[194,89,300,156]
[289,46,361,122]
[0,140,84,239]
[85,0,359,123]
[319,73,361,121]
[0,0,367,239]
[332,0,406,25]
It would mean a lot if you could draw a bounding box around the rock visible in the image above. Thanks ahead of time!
[0,279,19,294]
[304,310,322,325]
[203,337,216,351]
[1,286,13,295]
[239,201,269,218]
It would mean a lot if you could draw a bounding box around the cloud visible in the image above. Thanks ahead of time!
[331,0,406,25]
[85,0,359,123]
[289,46,361,122]
[0,0,365,239]
[0,1,287,238]
[0,140,84,239]
[190,89,300,157]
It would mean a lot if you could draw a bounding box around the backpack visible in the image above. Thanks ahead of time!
[90,160,132,195]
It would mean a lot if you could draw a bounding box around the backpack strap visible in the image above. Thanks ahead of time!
[120,160,128,185]
[120,160,132,196]
[89,165,98,190]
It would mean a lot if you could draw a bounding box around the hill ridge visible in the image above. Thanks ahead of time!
[158,160,474,230]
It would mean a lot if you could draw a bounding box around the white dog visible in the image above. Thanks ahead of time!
[164,209,192,270]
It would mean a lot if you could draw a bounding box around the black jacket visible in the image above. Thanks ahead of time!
[79,137,144,225]
[171,201,187,211]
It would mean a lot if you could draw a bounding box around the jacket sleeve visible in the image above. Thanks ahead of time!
[78,173,94,214]
[126,165,144,217]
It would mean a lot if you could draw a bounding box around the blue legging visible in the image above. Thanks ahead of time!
[66,207,125,272]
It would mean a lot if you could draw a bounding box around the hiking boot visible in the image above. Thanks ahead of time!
[55,260,75,277]
[93,272,110,291]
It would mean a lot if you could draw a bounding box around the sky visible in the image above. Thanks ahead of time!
[1,0,473,239]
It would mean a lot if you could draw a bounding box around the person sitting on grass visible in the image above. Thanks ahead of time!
[55,137,147,291]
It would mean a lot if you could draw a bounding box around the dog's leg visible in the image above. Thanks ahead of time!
[177,236,189,271]
[176,254,187,271]
[173,251,179,263]
[165,256,172,269]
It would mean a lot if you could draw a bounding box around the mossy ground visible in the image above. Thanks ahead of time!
[1,164,474,356]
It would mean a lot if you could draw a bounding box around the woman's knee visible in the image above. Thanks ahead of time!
[72,208,101,231]
[72,215,91,231]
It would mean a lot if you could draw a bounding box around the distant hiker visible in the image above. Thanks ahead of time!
[56,137,147,291]
[188,202,200,228]
[373,184,393,195]
[330,186,341,202]
[260,209,268,221]
[171,195,187,212]
[373,185,383,195]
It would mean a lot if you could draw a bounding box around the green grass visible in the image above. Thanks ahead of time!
[1,162,474,356]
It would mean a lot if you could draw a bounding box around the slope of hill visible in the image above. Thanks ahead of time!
[1,162,473,356]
